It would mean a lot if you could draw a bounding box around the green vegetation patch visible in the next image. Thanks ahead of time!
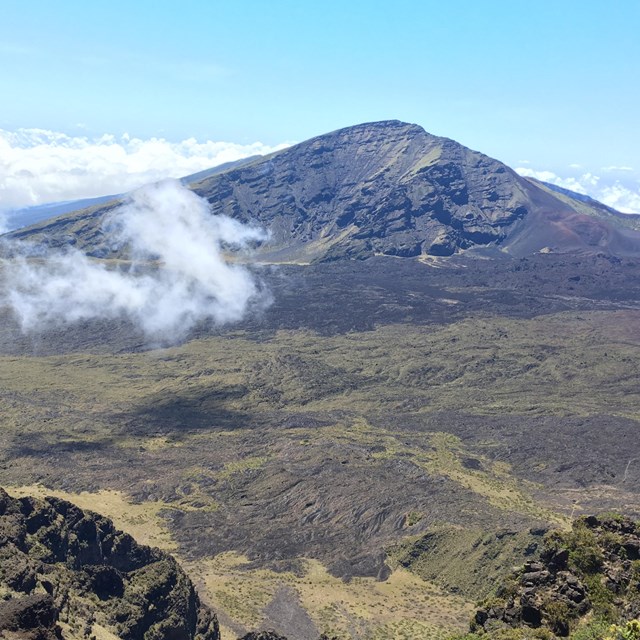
[388,525,545,600]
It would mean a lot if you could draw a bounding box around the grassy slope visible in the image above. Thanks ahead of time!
[1,311,639,431]
[0,311,640,638]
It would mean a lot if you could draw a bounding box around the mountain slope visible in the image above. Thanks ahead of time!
[192,120,534,261]
[529,178,640,232]
[6,121,640,261]
[4,194,119,233]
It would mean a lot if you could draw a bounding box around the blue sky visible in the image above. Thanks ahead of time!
[1,0,639,211]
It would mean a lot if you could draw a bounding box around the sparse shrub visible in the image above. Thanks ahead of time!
[567,524,605,574]
[599,512,626,524]
[605,619,640,640]
[462,628,555,640]
[544,598,573,633]
[570,619,612,640]
[478,595,507,610]
[495,578,520,601]
[406,511,423,527]
[582,574,617,622]
[600,531,625,554]
[543,529,568,556]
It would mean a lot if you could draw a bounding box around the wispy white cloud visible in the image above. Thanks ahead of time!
[515,166,640,214]
[1,180,270,343]
[600,165,634,172]
[597,183,640,214]
[0,128,291,210]
[515,168,598,196]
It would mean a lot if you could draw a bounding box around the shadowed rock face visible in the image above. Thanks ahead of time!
[7,120,640,261]
[193,120,534,260]
[0,594,62,640]
[0,488,219,640]
[192,120,640,260]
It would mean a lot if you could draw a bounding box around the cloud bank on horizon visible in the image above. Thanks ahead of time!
[0,128,290,211]
[1,180,270,343]
[0,127,638,216]
[515,166,640,214]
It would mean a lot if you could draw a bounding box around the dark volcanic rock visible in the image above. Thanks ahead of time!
[474,514,640,636]
[8,121,640,262]
[0,594,62,640]
[475,557,590,636]
[0,487,219,640]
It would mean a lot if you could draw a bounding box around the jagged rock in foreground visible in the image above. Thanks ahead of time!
[473,515,640,637]
[0,488,219,640]
[0,593,62,640]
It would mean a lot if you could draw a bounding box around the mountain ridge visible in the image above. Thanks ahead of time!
[5,120,640,261]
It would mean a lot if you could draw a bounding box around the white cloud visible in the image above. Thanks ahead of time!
[1,180,270,343]
[515,167,598,196]
[0,128,291,211]
[597,183,640,214]
[600,165,634,172]
[515,167,640,214]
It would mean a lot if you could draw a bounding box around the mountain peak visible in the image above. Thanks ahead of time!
[8,121,640,261]
[300,119,439,153]
[323,119,429,136]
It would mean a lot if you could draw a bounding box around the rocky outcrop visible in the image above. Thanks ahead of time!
[474,556,589,636]
[0,487,219,640]
[0,594,63,640]
[473,515,640,637]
